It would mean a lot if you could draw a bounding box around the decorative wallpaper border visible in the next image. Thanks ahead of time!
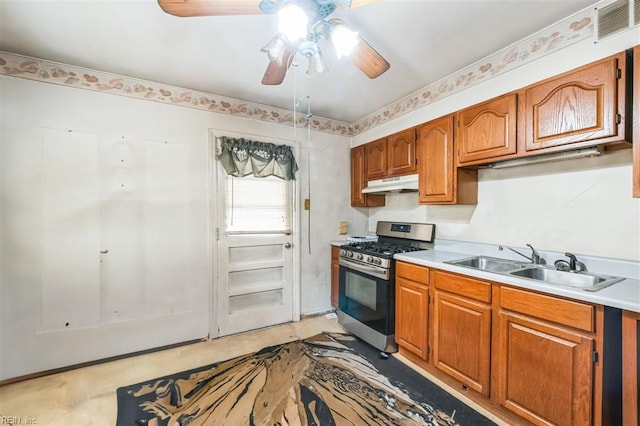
[350,7,595,134]
[0,52,352,136]
[0,5,596,137]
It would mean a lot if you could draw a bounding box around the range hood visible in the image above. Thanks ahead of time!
[362,174,419,194]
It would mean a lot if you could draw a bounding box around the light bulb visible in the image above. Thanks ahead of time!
[331,24,358,58]
[278,4,308,42]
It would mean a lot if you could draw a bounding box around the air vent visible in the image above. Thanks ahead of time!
[635,0,640,24]
[597,0,630,39]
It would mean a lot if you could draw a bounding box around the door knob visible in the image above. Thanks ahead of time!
[284,242,292,249]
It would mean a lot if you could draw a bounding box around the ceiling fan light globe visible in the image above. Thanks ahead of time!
[331,24,358,58]
[308,51,326,75]
[261,34,287,65]
[278,4,309,42]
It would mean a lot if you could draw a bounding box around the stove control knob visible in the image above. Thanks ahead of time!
[366,256,373,263]
[356,253,363,260]
[374,258,382,265]
[339,249,346,257]
[348,251,354,258]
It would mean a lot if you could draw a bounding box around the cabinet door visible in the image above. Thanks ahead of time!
[417,116,455,203]
[496,311,593,426]
[387,128,416,176]
[524,55,623,151]
[395,277,429,359]
[457,93,517,164]
[433,290,491,396]
[351,146,367,206]
[330,246,340,308]
[350,146,385,207]
[365,138,388,180]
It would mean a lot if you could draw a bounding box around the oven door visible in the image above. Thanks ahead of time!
[338,258,394,336]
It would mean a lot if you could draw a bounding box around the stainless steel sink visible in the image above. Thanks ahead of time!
[445,256,529,273]
[445,255,625,292]
[509,267,624,291]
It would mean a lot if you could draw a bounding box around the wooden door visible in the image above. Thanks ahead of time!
[395,276,429,360]
[365,138,387,180]
[387,128,416,176]
[457,93,518,164]
[330,245,340,308]
[496,311,593,426]
[524,54,623,152]
[417,116,455,204]
[216,170,295,337]
[433,290,491,396]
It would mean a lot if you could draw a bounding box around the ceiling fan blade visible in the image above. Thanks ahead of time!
[157,0,262,17]
[261,45,296,85]
[350,35,390,79]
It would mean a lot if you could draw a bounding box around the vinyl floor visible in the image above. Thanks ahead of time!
[0,315,505,425]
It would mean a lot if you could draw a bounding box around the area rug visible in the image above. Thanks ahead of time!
[116,332,495,425]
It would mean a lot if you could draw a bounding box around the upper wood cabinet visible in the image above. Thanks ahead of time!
[388,128,417,176]
[417,115,477,205]
[633,45,639,198]
[365,129,417,180]
[457,93,518,165]
[365,138,388,180]
[351,145,385,207]
[523,52,627,152]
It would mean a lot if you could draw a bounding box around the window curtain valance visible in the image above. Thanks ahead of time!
[217,136,298,181]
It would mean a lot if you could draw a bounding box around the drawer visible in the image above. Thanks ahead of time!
[499,286,594,332]
[396,261,428,284]
[432,270,491,303]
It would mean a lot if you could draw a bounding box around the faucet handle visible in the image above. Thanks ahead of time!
[564,252,586,272]
[526,243,546,265]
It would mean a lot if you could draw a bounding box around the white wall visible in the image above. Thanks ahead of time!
[355,29,640,262]
[0,75,351,378]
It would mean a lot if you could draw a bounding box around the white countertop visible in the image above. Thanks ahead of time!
[394,240,640,313]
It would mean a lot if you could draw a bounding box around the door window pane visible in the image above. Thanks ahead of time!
[225,175,292,233]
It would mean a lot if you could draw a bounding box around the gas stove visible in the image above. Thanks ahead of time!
[339,222,435,270]
[337,221,435,354]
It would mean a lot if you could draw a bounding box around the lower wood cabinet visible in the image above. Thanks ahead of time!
[395,261,429,359]
[432,270,491,396]
[394,264,606,426]
[330,245,340,308]
[495,286,598,426]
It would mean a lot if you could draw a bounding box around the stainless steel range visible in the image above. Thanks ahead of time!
[337,221,435,353]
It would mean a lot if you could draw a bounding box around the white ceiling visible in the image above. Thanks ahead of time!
[0,0,598,123]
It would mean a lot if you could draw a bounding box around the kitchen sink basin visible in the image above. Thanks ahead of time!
[445,255,625,292]
[509,267,624,291]
[445,256,529,273]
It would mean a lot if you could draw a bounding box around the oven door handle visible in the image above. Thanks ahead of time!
[339,258,389,280]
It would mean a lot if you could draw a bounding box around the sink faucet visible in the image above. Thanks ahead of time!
[498,243,546,265]
[554,252,587,273]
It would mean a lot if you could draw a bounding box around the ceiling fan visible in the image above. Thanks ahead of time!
[157,0,390,85]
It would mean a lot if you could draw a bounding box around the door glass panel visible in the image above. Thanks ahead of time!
[225,175,291,233]
[345,273,378,311]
